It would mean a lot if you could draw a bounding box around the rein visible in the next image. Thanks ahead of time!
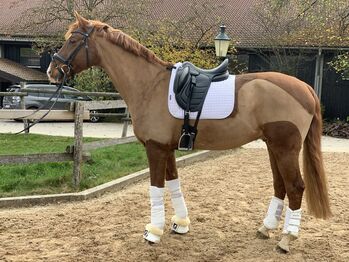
[15,27,94,134]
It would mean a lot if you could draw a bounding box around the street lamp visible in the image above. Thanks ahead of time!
[214,25,231,58]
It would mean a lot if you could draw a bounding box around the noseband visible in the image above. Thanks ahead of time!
[52,26,94,77]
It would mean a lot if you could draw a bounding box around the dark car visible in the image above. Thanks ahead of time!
[3,84,100,122]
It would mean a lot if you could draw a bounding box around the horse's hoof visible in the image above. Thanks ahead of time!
[171,223,189,234]
[145,239,156,245]
[143,229,161,244]
[256,225,270,239]
[275,243,289,253]
[276,234,295,253]
[171,216,190,234]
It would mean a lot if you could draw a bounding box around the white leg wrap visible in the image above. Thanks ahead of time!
[144,186,165,243]
[149,186,165,229]
[263,196,284,230]
[166,179,190,234]
[282,207,302,238]
[166,179,188,218]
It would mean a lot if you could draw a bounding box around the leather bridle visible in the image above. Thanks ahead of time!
[52,26,94,78]
[15,27,95,134]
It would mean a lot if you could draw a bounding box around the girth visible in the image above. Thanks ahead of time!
[172,59,229,150]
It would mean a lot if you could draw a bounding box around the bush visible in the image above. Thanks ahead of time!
[69,67,115,94]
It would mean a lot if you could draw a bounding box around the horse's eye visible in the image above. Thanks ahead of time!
[69,38,77,44]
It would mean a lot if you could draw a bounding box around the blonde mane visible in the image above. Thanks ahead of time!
[65,20,172,67]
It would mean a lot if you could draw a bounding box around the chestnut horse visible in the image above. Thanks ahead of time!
[48,13,331,253]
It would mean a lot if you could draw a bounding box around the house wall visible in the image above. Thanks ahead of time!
[241,49,348,120]
[1,41,51,72]
[246,51,316,86]
[40,52,51,72]
[321,53,349,120]
[4,42,31,63]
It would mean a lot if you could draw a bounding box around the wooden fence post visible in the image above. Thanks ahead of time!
[20,82,29,134]
[121,108,130,138]
[73,101,84,187]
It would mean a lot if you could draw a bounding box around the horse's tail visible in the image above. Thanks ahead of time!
[303,89,331,219]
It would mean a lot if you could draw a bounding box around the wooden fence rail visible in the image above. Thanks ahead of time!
[0,85,133,187]
[0,153,73,165]
[0,109,90,120]
[0,89,122,98]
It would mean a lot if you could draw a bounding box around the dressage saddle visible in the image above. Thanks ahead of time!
[173,59,229,150]
[173,59,229,111]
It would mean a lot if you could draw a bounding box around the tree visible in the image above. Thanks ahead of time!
[9,0,153,53]
[68,67,114,94]
[253,0,349,75]
[132,1,238,70]
[9,0,154,93]
[9,0,240,92]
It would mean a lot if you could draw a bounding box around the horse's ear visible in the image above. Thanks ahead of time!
[74,11,89,27]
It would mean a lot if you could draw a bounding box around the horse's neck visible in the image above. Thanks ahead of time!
[96,38,168,114]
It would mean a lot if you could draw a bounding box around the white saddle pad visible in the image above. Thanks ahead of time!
[168,62,235,120]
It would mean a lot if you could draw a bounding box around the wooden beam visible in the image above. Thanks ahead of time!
[0,110,90,120]
[83,100,126,110]
[23,88,121,98]
[122,109,130,138]
[82,136,138,151]
[0,153,73,164]
[20,82,29,134]
[73,102,84,187]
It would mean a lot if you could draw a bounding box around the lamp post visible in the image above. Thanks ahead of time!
[214,25,231,58]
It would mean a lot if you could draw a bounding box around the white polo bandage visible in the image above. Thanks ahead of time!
[166,179,188,219]
[149,186,165,229]
[263,196,284,229]
[282,207,302,238]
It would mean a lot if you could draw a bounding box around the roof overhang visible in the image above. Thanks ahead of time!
[0,58,48,83]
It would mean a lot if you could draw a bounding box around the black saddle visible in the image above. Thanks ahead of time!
[172,59,229,150]
[173,59,229,112]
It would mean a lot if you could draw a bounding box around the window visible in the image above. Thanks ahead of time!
[20,48,41,68]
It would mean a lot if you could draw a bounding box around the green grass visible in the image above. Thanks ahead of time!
[0,133,99,155]
[0,134,192,198]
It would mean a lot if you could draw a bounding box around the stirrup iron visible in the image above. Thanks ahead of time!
[178,131,195,151]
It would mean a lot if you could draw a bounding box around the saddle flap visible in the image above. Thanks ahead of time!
[175,73,210,112]
[173,66,190,94]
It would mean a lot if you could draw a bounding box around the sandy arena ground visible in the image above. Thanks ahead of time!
[0,147,348,261]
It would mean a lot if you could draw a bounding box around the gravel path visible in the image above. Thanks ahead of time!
[0,148,348,261]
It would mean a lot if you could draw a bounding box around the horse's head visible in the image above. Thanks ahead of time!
[47,12,100,83]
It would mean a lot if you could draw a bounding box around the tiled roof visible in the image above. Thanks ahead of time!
[0,0,264,47]
[0,0,347,48]
[149,0,263,47]
[0,0,42,36]
[0,58,47,82]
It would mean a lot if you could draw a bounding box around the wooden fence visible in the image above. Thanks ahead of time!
[0,85,134,187]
